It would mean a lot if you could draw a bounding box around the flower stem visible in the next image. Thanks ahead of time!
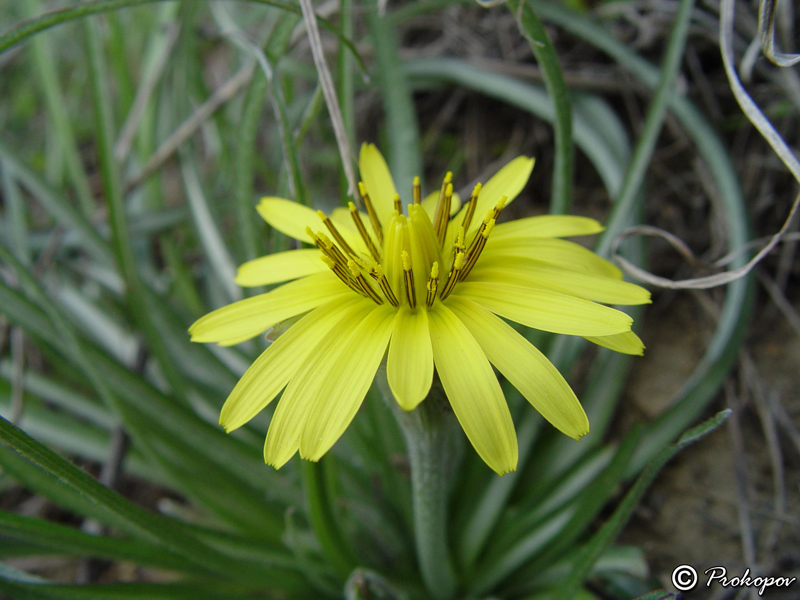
[378,369,459,600]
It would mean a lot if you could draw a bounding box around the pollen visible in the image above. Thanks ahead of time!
[312,174,502,310]
[401,250,416,308]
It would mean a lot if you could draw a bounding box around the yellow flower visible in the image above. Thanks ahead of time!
[190,144,650,475]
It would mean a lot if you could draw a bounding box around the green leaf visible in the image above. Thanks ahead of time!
[0,510,200,572]
[553,411,731,600]
[506,0,573,214]
[368,3,422,200]
[0,579,267,600]
[0,416,306,590]
[0,0,367,75]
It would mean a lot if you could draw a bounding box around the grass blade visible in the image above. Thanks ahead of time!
[507,0,573,214]
[554,411,732,600]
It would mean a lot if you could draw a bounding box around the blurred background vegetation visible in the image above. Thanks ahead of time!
[0,0,798,598]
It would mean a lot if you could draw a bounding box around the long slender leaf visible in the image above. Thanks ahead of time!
[554,411,732,600]
[0,579,268,600]
[0,416,304,590]
[22,0,95,216]
[0,511,200,573]
[531,0,755,471]
[0,0,368,74]
[0,256,294,520]
[368,3,421,200]
[406,58,625,196]
[507,0,573,214]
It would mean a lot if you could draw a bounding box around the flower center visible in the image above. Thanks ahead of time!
[308,174,506,310]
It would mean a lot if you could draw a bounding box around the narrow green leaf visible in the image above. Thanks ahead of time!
[506,0,573,214]
[0,579,268,600]
[0,145,110,263]
[553,411,731,600]
[0,416,302,588]
[82,15,190,401]
[22,0,95,216]
[234,68,269,262]
[529,0,755,471]
[405,58,625,196]
[368,4,422,200]
[302,457,358,577]
[0,0,368,74]
[0,510,200,572]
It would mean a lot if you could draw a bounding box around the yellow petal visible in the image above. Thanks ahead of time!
[235,249,326,286]
[421,190,462,222]
[491,215,604,240]
[387,307,433,410]
[219,297,366,432]
[300,305,396,461]
[585,331,645,356]
[189,272,348,344]
[464,156,534,235]
[447,297,589,440]
[453,281,632,337]
[428,304,518,475]
[359,143,398,226]
[484,237,623,279]
[263,299,376,468]
[256,197,318,243]
[468,257,651,306]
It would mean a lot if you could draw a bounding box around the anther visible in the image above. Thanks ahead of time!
[401,250,416,308]
[461,182,482,233]
[317,210,356,256]
[347,259,383,304]
[439,183,453,246]
[412,176,421,205]
[439,249,464,300]
[426,261,439,307]
[321,255,362,294]
[369,264,399,306]
[393,194,403,215]
[316,231,349,267]
[348,202,381,262]
[432,173,452,236]
[358,181,384,244]
[459,199,504,282]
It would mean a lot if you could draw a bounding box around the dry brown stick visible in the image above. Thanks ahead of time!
[114,23,180,163]
[726,380,758,572]
[612,191,800,290]
[741,351,786,552]
[757,270,800,337]
[123,63,255,195]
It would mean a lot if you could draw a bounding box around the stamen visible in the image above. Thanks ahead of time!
[412,176,421,204]
[358,181,384,244]
[432,172,452,240]
[426,261,439,307]
[349,202,381,262]
[347,259,383,304]
[461,182,482,233]
[460,218,494,281]
[321,255,363,295]
[439,249,464,301]
[401,250,416,308]
[317,231,349,267]
[435,183,453,247]
[393,194,403,215]
[459,197,505,282]
[317,210,356,256]
[369,264,399,307]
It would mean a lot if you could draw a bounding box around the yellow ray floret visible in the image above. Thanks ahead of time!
[189,144,649,474]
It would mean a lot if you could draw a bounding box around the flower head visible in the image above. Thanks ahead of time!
[189,144,650,475]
